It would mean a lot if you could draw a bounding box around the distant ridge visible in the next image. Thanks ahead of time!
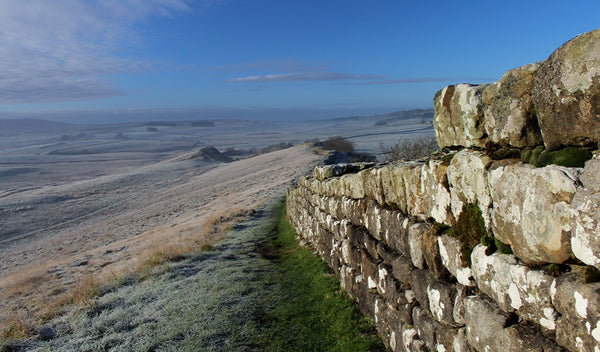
[309,108,434,122]
[0,118,73,132]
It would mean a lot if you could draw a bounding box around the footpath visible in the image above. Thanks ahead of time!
[18,201,383,352]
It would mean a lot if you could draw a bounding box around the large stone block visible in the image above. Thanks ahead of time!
[412,305,441,351]
[447,150,493,229]
[427,279,459,327]
[489,162,581,264]
[420,159,453,225]
[359,167,385,205]
[464,296,562,352]
[408,223,430,269]
[482,62,543,148]
[553,271,600,352]
[470,245,558,331]
[532,28,600,150]
[571,157,600,269]
[380,161,423,216]
[434,83,489,149]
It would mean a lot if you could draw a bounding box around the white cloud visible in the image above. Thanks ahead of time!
[227,72,384,83]
[0,0,195,104]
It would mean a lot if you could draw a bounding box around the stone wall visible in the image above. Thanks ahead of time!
[286,28,600,352]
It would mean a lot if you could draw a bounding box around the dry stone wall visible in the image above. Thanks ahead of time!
[287,28,600,352]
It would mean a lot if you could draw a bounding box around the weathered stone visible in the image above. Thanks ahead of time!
[581,155,600,192]
[427,279,458,327]
[381,211,411,257]
[420,159,453,225]
[436,327,473,352]
[453,285,469,326]
[359,167,385,205]
[402,327,428,352]
[380,163,409,213]
[361,249,379,292]
[438,235,476,286]
[411,269,432,310]
[532,28,600,150]
[340,173,365,199]
[482,62,543,148]
[364,200,384,241]
[377,263,402,305]
[553,271,600,352]
[571,157,600,269]
[489,162,581,264]
[434,83,489,149]
[447,150,493,229]
[413,305,441,351]
[408,223,429,269]
[422,226,451,281]
[570,189,600,269]
[391,254,413,287]
[464,296,561,352]
[470,245,558,331]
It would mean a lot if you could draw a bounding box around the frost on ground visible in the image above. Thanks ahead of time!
[23,206,283,352]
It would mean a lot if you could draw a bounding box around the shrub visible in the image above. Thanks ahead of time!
[321,136,355,154]
[382,136,439,161]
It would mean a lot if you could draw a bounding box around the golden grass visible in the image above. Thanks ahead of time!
[0,207,248,343]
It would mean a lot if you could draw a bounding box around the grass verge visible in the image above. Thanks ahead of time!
[257,202,384,352]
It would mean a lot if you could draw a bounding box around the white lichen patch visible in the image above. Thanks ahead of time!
[427,286,445,322]
[507,283,523,309]
[592,321,600,342]
[457,267,475,286]
[575,291,589,318]
[539,308,557,330]
[367,276,377,290]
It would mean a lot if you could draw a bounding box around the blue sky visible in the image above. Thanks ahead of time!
[1,0,599,122]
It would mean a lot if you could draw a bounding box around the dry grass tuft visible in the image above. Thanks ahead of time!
[0,311,34,340]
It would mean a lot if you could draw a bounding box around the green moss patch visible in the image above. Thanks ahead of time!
[448,203,487,266]
[494,238,513,255]
[522,145,592,167]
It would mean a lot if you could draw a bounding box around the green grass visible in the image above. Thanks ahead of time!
[257,203,384,352]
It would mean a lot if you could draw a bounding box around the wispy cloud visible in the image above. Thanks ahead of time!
[210,59,332,74]
[227,72,384,83]
[0,0,197,104]
[346,78,452,85]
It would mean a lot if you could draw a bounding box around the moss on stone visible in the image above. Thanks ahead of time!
[440,152,456,165]
[528,145,545,165]
[534,147,593,168]
[494,238,513,254]
[539,263,570,277]
[521,148,534,163]
[447,203,487,266]
[524,145,592,167]
[480,234,492,247]
[584,267,600,283]
[489,147,520,160]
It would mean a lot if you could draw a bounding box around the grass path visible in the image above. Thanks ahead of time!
[10,200,383,352]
